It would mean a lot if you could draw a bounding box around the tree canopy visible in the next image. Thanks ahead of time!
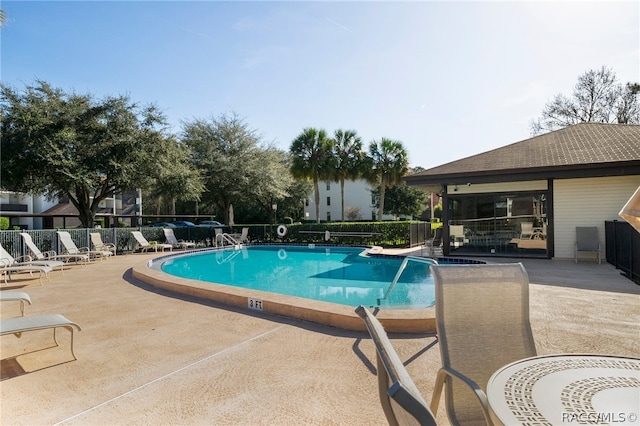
[531,66,640,134]
[0,80,173,227]
[183,112,292,224]
[289,128,335,223]
[366,138,409,220]
[331,129,365,221]
[371,184,426,218]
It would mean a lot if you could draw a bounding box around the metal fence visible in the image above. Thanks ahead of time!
[605,220,640,284]
[1,222,428,259]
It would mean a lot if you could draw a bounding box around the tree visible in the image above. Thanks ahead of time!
[331,129,365,221]
[183,112,291,224]
[370,184,426,218]
[244,147,294,223]
[531,66,640,134]
[366,138,409,221]
[147,138,204,216]
[289,128,335,223]
[0,80,172,227]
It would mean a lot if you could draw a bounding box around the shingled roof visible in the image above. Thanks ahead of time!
[405,123,640,185]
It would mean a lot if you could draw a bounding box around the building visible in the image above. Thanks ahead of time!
[0,191,139,230]
[404,123,640,259]
[304,179,396,222]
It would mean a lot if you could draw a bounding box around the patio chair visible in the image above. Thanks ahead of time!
[0,243,54,286]
[57,231,112,261]
[574,226,601,264]
[424,227,443,256]
[1,313,81,360]
[449,225,465,247]
[1,239,65,273]
[238,227,250,244]
[429,263,537,426]
[163,228,196,249]
[90,232,117,256]
[355,305,438,426]
[131,231,173,252]
[519,222,534,239]
[20,232,89,265]
[0,291,32,316]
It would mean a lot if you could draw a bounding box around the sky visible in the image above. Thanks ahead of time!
[1,1,639,169]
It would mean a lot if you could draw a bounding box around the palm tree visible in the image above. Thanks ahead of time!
[367,138,409,221]
[0,10,5,27]
[289,128,335,223]
[332,129,365,221]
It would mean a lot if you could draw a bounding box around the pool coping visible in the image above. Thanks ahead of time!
[131,247,437,334]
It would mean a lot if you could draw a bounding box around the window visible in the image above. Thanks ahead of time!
[327,196,331,206]
[326,182,331,190]
[326,212,331,222]
[305,199,309,207]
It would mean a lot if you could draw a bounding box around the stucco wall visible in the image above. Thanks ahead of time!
[553,176,640,259]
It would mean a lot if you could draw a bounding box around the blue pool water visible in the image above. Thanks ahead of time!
[158,246,436,309]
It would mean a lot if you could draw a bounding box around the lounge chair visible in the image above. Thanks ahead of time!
[424,227,443,256]
[0,243,53,286]
[355,305,438,426]
[57,231,112,261]
[20,232,89,265]
[131,231,173,252]
[163,228,196,249]
[575,226,601,264]
[0,291,32,316]
[1,240,64,273]
[429,263,537,425]
[1,313,81,360]
[90,232,117,256]
[238,227,250,244]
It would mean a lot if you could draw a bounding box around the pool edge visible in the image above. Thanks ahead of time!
[131,256,436,334]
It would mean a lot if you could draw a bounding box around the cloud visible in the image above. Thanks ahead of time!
[324,17,352,33]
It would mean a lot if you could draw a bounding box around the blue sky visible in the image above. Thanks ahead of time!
[2,1,638,168]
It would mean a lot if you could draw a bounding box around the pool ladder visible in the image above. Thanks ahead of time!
[215,232,242,249]
[376,256,438,306]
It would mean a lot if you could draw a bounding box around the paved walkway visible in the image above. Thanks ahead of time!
[1,251,638,425]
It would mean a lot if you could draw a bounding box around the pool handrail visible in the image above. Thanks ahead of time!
[377,256,438,306]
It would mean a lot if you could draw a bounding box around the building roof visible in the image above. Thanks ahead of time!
[405,123,640,186]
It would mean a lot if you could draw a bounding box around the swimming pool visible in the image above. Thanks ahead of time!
[157,245,436,309]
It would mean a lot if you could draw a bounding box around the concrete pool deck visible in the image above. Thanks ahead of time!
[1,249,639,425]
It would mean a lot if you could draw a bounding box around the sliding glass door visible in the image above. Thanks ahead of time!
[448,192,548,257]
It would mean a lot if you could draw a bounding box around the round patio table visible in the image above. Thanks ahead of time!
[487,354,640,426]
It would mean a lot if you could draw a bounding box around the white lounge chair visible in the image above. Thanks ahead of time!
[20,232,89,265]
[57,231,112,261]
[1,239,64,272]
[163,228,196,249]
[238,227,249,244]
[0,243,53,286]
[0,291,32,316]
[1,313,81,360]
[90,232,117,256]
[131,231,173,252]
